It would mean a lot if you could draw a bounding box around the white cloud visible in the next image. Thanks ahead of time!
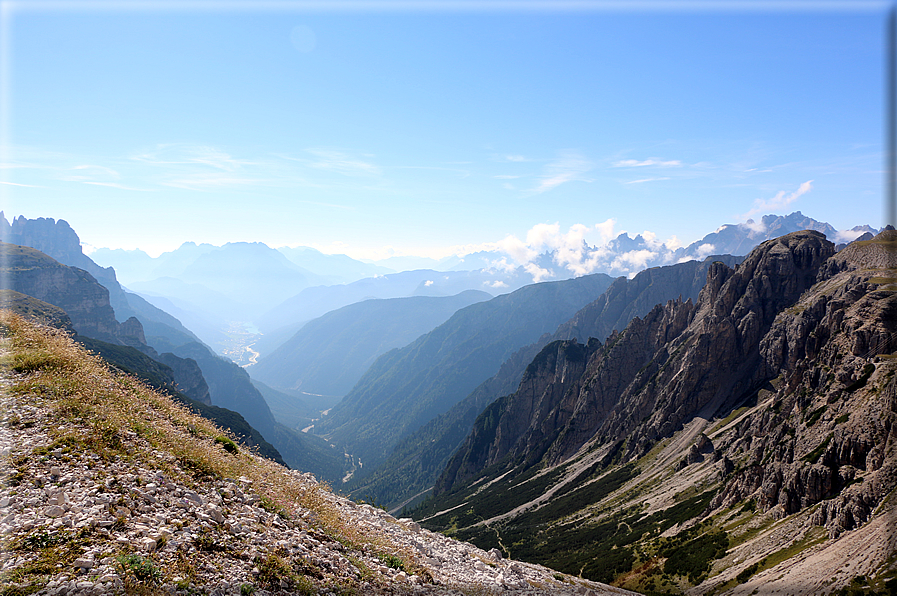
[834,229,870,243]
[487,257,518,274]
[524,262,554,283]
[695,243,716,258]
[0,181,42,187]
[533,152,593,193]
[740,219,767,234]
[595,218,616,244]
[161,174,267,190]
[485,280,509,288]
[306,149,380,177]
[496,234,537,264]
[424,280,434,286]
[740,180,813,221]
[58,164,153,191]
[611,249,657,271]
[613,159,682,168]
[134,144,252,171]
[625,177,670,184]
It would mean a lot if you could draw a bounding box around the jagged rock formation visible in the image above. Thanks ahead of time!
[438,231,834,493]
[711,228,897,535]
[416,230,897,594]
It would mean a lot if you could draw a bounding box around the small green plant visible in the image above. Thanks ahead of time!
[257,553,295,589]
[215,435,239,455]
[379,553,405,571]
[21,531,65,551]
[240,584,256,596]
[116,553,161,585]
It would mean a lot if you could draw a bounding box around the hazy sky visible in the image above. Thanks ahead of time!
[1,1,889,260]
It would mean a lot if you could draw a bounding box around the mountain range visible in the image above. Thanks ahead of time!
[4,210,894,594]
[412,228,897,594]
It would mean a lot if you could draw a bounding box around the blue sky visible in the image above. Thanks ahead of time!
[1,1,890,260]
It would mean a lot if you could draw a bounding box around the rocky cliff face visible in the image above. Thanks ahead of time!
[710,228,897,537]
[438,231,834,494]
[0,242,140,345]
[155,352,213,406]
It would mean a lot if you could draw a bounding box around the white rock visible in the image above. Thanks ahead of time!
[44,505,65,518]
[73,558,94,569]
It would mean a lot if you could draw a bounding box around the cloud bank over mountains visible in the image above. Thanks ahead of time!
[449,210,877,284]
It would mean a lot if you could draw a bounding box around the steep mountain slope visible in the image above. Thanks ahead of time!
[345,255,741,510]
[414,230,897,594]
[250,290,491,401]
[168,342,351,483]
[0,272,284,464]
[313,273,615,474]
[1,313,629,595]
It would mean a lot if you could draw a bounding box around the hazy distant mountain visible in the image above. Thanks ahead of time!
[90,242,219,285]
[276,246,394,284]
[250,290,492,406]
[256,268,531,334]
[313,273,615,476]
[96,241,330,319]
[177,242,324,315]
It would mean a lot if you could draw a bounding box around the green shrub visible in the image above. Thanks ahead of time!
[379,553,405,571]
[116,554,161,585]
[215,435,239,454]
[662,531,729,584]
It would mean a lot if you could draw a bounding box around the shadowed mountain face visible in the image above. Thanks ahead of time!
[413,230,897,593]
[249,290,492,404]
[313,273,616,474]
